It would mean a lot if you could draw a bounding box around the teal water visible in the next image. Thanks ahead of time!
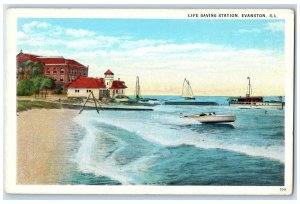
[59,96,284,185]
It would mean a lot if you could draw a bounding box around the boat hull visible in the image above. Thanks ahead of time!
[185,115,236,123]
[229,102,284,109]
[184,97,195,100]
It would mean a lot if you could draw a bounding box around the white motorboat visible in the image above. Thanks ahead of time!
[182,112,236,123]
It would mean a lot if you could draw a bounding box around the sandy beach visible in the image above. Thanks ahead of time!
[17,108,77,184]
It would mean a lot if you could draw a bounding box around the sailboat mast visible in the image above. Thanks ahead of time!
[182,78,186,96]
[246,77,252,97]
[135,76,141,99]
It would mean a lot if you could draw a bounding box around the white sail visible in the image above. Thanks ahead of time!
[182,78,195,100]
[135,76,141,100]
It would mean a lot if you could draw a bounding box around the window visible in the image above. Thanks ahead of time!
[47,68,50,74]
[60,68,64,74]
[75,89,80,93]
[60,76,64,82]
[53,68,57,74]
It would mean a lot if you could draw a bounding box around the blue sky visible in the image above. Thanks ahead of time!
[17,18,285,95]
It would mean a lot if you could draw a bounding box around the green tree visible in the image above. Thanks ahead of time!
[21,60,32,77]
[17,70,25,79]
[41,77,53,98]
[22,60,32,69]
[17,61,30,80]
[17,79,34,96]
[32,76,43,98]
[28,61,44,78]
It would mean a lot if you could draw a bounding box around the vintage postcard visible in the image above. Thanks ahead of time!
[4,8,294,195]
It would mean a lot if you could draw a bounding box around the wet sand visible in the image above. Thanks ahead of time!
[17,109,77,184]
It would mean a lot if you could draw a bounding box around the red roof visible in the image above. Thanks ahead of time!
[37,57,65,64]
[104,69,114,75]
[17,52,86,67]
[68,77,106,89]
[110,80,127,89]
[66,59,85,67]
[17,53,40,63]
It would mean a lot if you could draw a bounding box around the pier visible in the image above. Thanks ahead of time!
[164,101,218,106]
[62,103,153,111]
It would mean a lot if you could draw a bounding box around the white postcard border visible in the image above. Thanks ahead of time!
[4,8,295,195]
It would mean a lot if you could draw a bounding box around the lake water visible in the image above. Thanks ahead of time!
[59,96,284,186]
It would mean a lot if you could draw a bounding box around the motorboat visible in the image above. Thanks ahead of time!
[182,112,236,123]
[229,77,284,109]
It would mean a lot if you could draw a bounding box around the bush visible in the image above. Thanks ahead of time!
[17,79,34,96]
[54,86,63,94]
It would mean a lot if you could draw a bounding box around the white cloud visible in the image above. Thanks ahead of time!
[65,28,96,37]
[66,39,100,49]
[17,31,27,39]
[17,20,285,95]
[51,26,63,36]
[119,39,172,49]
[22,21,50,33]
[265,21,285,32]
[28,49,62,56]
[18,21,122,49]
[237,21,284,34]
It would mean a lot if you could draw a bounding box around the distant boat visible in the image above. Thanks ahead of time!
[182,78,195,100]
[135,76,141,100]
[229,77,284,109]
[113,95,130,102]
[134,76,160,104]
[182,112,236,123]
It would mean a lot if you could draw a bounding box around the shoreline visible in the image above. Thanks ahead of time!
[17,108,77,184]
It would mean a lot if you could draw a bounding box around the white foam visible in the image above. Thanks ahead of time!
[72,113,160,184]
[77,111,284,163]
[72,110,284,185]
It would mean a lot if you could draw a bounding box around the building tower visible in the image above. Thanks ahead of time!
[104,69,114,88]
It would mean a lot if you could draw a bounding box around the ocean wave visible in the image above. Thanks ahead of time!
[74,110,284,164]
[72,113,163,184]
[71,107,285,186]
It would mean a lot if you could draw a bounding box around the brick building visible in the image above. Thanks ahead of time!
[16,50,89,90]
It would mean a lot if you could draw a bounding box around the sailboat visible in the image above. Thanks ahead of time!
[135,76,141,100]
[135,76,159,104]
[182,78,195,100]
